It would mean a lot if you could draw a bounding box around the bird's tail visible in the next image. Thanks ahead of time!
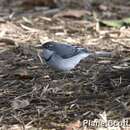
[94,51,112,57]
[88,51,112,58]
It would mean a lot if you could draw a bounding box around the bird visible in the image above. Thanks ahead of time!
[36,41,112,71]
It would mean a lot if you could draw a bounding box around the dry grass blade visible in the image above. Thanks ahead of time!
[20,24,39,32]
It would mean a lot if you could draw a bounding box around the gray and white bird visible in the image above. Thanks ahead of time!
[36,41,111,71]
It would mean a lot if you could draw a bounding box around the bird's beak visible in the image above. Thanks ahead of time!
[34,44,43,49]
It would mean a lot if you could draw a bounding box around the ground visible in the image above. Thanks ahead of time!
[0,1,130,130]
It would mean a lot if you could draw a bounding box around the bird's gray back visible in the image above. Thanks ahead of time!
[47,42,89,58]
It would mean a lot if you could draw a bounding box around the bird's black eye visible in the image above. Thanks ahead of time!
[47,44,54,49]
[43,44,50,48]
[43,42,54,49]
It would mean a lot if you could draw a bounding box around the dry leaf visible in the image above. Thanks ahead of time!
[22,17,33,25]
[20,0,57,9]
[0,38,18,47]
[11,99,30,110]
[54,9,89,19]
[65,120,81,130]
[14,68,33,80]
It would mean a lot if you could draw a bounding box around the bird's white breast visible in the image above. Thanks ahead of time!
[47,52,89,71]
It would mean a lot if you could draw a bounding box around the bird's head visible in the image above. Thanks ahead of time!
[35,41,57,50]
[35,42,56,61]
[40,48,54,61]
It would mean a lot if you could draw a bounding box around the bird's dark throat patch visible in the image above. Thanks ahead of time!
[45,54,53,62]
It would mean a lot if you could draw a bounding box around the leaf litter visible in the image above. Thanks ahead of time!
[0,1,130,130]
